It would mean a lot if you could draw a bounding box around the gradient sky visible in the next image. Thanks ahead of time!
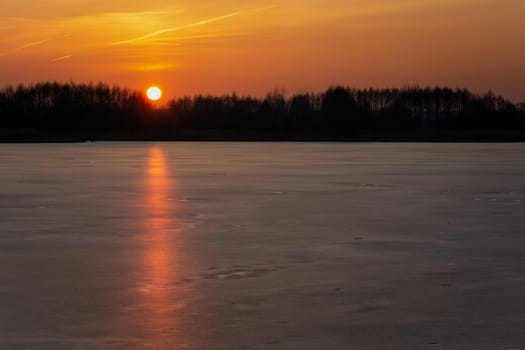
[1,0,524,101]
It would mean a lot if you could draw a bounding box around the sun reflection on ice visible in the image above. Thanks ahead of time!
[141,145,184,339]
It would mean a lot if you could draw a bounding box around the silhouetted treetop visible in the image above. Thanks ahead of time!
[0,82,523,135]
[321,87,358,134]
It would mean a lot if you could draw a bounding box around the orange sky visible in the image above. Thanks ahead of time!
[1,0,524,101]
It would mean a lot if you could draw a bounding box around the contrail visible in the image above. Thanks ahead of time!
[0,39,49,56]
[16,39,49,50]
[50,55,72,62]
[112,11,242,45]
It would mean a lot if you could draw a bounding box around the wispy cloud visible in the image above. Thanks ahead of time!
[328,0,490,19]
[0,38,49,56]
[16,39,50,50]
[131,63,176,72]
[51,55,73,62]
[112,11,243,45]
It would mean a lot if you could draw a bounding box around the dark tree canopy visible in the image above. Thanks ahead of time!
[0,82,524,139]
[321,87,358,134]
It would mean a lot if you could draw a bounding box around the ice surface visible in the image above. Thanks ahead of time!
[1,142,525,349]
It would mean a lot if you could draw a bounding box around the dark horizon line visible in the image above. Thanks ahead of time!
[2,80,524,105]
[2,81,525,141]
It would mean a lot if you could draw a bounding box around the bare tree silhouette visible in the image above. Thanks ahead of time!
[1,82,523,140]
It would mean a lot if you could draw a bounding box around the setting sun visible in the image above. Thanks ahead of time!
[147,86,162,101]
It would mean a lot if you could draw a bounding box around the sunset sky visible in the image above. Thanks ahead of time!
[1,0,524,101]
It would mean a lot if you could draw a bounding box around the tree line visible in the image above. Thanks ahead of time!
[1,82,524,135]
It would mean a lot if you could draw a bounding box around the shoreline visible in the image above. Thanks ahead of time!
[2,128,525,143]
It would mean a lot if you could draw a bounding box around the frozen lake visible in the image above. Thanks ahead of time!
[1,142,525,350]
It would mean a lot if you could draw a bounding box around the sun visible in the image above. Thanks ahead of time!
[146,86,162,101]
